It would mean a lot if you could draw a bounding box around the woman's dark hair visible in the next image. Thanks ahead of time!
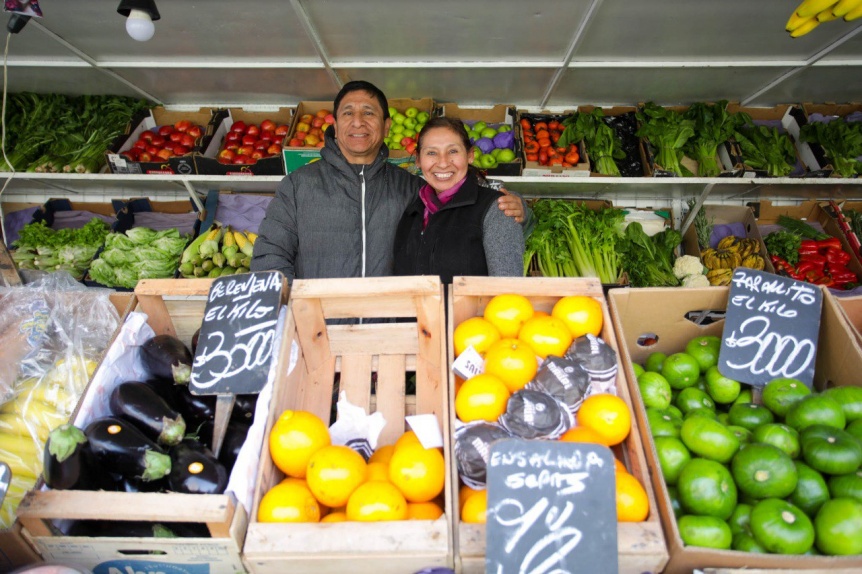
[416,116,472,153]
[333,81,390,119]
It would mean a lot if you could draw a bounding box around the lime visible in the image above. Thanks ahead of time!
[732,531,767,553]
[827,470,862,504]
[677,458,737,520]
[731,443,798,499]
[728,502,753,535]
[661,353,701,390]
[666,405,684,420]
[717,412,730,426]
[814,497,862,555]
[654,436,691,486]
[704,366,741,405]
[800,424,862,476]
[685,408,718,421]
[789,461,830,517]
[732,388,753,409]
[631,362,645,379]
[752,423,800,459]
[666,485,684,519]
[750,498,814,555]
[823,385,862,423]
[678,514,732,549]
[727,402,774,431]
[685,335,721,372]
[847,419,862,443]
[694,377,710,394]
[681,415,740,464]
[675,387,716,416]
[786,394,845,432]
[762,377,811,419]
[644,351,667,373]
[727,425,753,446]
[637,371,672,410]
[646,407,683,438]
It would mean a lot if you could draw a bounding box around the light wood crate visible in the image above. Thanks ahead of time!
[448,276,669,574]
[16,278,285,574]
[243,276,453,574]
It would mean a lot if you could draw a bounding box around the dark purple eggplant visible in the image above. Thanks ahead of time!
[110,381,186,446]
[231,394,258,423]
[116,474,168,493]
[174,384,216,426]
[141,334,193,385]
[43,424,95,490]
[144,377,181,409]
[168,441,228,495]
[85,417,171,482]
[218,420,249,474]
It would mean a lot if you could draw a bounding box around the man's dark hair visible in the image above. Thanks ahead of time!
[333,80,390,119]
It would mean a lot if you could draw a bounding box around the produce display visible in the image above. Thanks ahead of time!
[10,218,111,280]
[465,120,516,170]
[520,115,581,168]
[87,227,190,289]
[122,120,206,163]
[799,112,862,177]
[557,108,625,175]
[733,123,798,177]
[286,110,331,149]
[219,118,290,164]
[451,293,649,524]
[178,224,255,278]
[785,0,862,38]
[384,105,430,152]
[632,333,862,556]
[0,93,151,174]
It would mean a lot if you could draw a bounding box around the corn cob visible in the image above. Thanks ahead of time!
[181,224,219,264]
[246,231,258,244]
[235,230,254,258]
[200,226,224,258]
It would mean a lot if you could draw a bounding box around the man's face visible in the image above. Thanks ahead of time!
[333,90,391,164]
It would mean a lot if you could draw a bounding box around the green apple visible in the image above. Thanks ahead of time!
[480,127,498,139]
[384,137,392,146]
[472,121,487,134]
[497,148,516,163]
[402,128,416,139]
[391,123,404,134]
[491,148,503,159]
[405,107,419,118]
[473,148,483,158]
[416,111,430,124]
[389,141,403,151]
[478,154,497,169]
[403,117,417,130]
[468,130,481,142]
[497,125,512,133]
[393,113,407,125]
[388,106,398,118]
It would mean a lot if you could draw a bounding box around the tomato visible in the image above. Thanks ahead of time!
[519,118,532,131]
[727,402,774,431]
[524,141,540,154]
[525,153,539,162]
[537,137,552,149]
[644,351,666,373]
[533,121,548,131]
[661,353,700,390]
[847,418,862,442]
[762,377,811,418]
[646,407,682,438]
[678,514,732,549]
[786,394,846,432]
[654,436,691,485]
[534,129,550,140]
[731,443,798,499]
[823,385,862,423]
[680,415,739,464]
[704,366,741,405]
[827,470,862,504]
[749,498,815,554]
[789,461,830,517]
[753,423,800,459]
[675,387,715,416]
[732,531,768,553]
[677,457,737,519]
[684,336,721,372]
[564,150,580,164]
[726,425,753,447]
[547,120,560,131]
[666,485,684,519]
[727,502,753,535]
[638,371,672,411]
[548,157,564,167]
[801,424,862,475]
[814,497,862,555]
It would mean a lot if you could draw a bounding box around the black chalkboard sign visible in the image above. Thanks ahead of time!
[485,439,618,574]
[190,271,285,395]
[719,268,821,389]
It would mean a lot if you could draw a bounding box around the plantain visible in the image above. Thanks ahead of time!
[737,238,760,259]
[742,254,766,270]
[707,269,733,286]
[716,236,740,251]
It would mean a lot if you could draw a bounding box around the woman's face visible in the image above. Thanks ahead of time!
[418,127,474,193]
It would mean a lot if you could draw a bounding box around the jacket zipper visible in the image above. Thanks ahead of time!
[360,165,366,278]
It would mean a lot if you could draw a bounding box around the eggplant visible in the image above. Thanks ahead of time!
[141,334,193,385]
[116,474,168,493]
[84,416,171,482]
[231,393,258,423]
[110,381,186,446]
[144,377,181,409]
[174,384,216,426]
[43,424,95,490]
[218,420,250,474]
[168,441,228,495]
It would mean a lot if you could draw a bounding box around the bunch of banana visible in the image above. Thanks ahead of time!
[178,224,257,279]
[701,235,767,285]
[786,0,862,38]
[0,356,96,528]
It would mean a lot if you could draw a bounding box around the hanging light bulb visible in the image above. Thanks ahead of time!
[117,0,160,42]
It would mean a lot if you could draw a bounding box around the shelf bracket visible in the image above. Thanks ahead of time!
[680,182,715,238]
[181,179,205,213]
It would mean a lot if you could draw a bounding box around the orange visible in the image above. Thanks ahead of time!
[321,511,348,522]
[455,373,511,423]
[559,425,607,444]
[483,294,534,338]
[389,443,446,503]
[615,471,649,522]
[407,501,444,520]
[346,481,408,521]
[453,317,501,356]
[306,445,368,507]
[483,338,539,393]
[369,444,396,464]
[394,430,422,451]
[366,461,390,482]
[257,479,321,523]
[576,393,632,446]
[460,483,482,512]
[269,410,331,478]
[614,457,628,473]
[461,489,488,523]
[552,295,603,339]
[517,315,573,359]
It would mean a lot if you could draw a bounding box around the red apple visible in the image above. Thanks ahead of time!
[146,145,160,156]
[254,140,269,151]
[138,151,152,162]
[180,134,196,147]
[294,131,308,141]
[300,114,313,124]
[260,119,276,132]
[158,125,174,137]
[121,150,138,162]
[242,134,258,146]
[225,142,239,151]
[400,136,415,147]
[324,113,335,125]
[231,121,247,134]
[246,124,260,137]
[251,150,265,160]
[311,116,325,128]
[163,141,176,152]
[174,120,192,132]
[275,124,290,136]
[225,131,241,143]
[304,134,320,146]
[156,148,173,160]
[267,143,282,155]
[236,145,253,157]
[309,127,322,138]
[295,121,311,133]
[133,139,148,150]
[405,142,417,154]
[315,141,325,148]
[169,131,183,143]
[233,155,251,164]
[150,135,166,147]
[173,145,190,156]
[140,131,155,143]
[217,148,236,162]
[188,125,203,138]
[260,130,274,142]
[316,109,330,119]
[288,138,304,147]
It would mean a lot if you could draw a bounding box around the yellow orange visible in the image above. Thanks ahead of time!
[483,293,534,338]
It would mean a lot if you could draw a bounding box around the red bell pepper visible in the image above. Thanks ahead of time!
[798,252,827,266]
[816,237,843,250]
[798,239,820,255]
[770,255,801,279]
[824,246,851,266]
[795,260,823,277]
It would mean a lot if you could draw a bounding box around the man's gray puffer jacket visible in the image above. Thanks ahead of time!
[250,127,422,282]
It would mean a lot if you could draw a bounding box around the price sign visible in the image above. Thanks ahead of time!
[191,271,286,453]
[485,439,617,574]
[719,268,822,389]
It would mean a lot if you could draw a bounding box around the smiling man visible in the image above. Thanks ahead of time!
[251,80,524,283]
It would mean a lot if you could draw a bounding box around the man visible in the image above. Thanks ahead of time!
[250,80,525,282]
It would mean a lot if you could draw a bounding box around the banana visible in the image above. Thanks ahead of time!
[787,10,813,31]
[832,0,862,17]
[795,0,840,18]
[790,17,821,37]
[817,7,840,20]
[707,269,733,286]
[846,2,862,19]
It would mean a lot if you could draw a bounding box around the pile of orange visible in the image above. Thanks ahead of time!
[260,411,446,523]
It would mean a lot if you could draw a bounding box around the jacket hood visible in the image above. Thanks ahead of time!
[320,124,391,180]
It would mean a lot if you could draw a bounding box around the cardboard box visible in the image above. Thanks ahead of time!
[608,286,862,573]
[196,107,294,176]
[681,204,776,275]
[573,105,647,177]
[834,293,862,348]
[243,276,453,574]
[16,278,283,574]
[518,111,590,177]
[386,97,436,170]
[798,102,862,178]
[281,101,333,174]
[438,103,522,177]
[106,106,219,175]
[725,104,816,178]
[448,276,668,574]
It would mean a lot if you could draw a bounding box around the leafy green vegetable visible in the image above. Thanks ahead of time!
[682,101,750,177]
[799,118,862,178]
[733,124,797,177]
[88,227,189,288]
[558,109,626,176]
[636,102,696,176]
[764,230,802,265]
[11,217,110,278]
[618,222,681,287]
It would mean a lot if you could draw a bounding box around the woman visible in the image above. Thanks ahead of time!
[393,117,525,283]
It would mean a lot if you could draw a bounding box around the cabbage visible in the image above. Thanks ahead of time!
[125,226,159,245]
[474,137,495,154]
[493,130,514,150]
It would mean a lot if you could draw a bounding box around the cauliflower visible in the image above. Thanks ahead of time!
[673,255,705,279]
[682,273,711,288]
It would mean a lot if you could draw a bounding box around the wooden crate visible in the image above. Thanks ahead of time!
[16,278,287,574]
[243,276,452,574]
[448,276,669,574]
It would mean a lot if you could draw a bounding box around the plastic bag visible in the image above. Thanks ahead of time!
[0,271,121,527]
